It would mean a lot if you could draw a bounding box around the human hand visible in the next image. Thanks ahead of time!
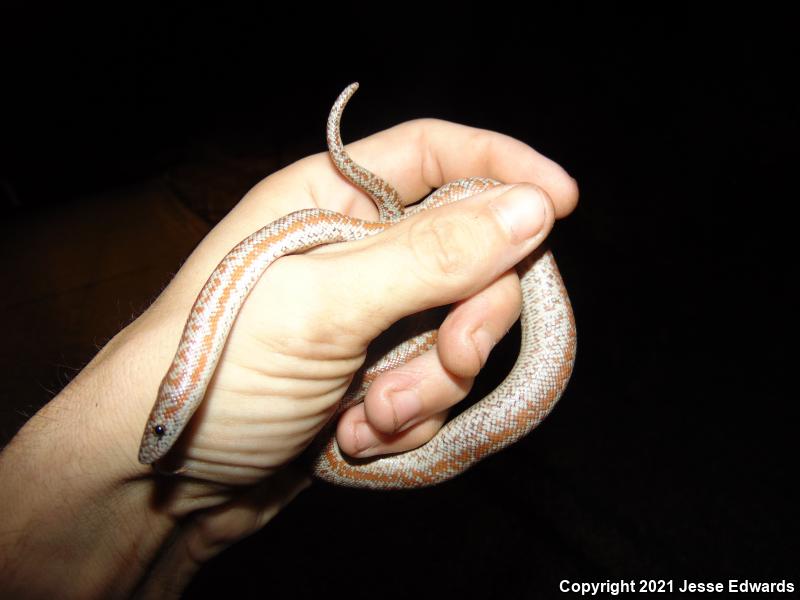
[0,115,578,599]
[130,121,574,492]
[130,117,578,492]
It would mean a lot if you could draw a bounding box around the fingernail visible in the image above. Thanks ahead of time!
[387,388,421,431]
[491,185,547,243]
[471,325,496,368]
[353,421,379,455]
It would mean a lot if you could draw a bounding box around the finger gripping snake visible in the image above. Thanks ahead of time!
[138,83,577,489]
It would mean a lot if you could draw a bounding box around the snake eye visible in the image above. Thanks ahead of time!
[154,424,166,437]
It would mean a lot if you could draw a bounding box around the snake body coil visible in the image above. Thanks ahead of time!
[138,83,577,489]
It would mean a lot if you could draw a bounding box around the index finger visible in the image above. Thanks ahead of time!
[299,117,579,219]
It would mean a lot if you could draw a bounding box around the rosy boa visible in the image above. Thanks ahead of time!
[138,83,577,489]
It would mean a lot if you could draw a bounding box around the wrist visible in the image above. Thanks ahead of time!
[0,317,178,598]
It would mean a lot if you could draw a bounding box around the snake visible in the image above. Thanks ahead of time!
[138,83,577,489]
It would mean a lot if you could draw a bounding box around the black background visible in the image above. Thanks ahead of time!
[1,6,795,599]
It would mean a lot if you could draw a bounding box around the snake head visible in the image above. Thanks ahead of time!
[138,382,194,465]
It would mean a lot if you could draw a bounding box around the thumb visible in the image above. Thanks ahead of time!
[321,182,555,340]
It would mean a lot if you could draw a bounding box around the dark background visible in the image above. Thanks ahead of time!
[1,6,795,598]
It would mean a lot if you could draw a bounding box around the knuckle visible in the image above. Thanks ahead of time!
[465,126,496,155]
[407,212,481,282]
[402,117,449,130]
